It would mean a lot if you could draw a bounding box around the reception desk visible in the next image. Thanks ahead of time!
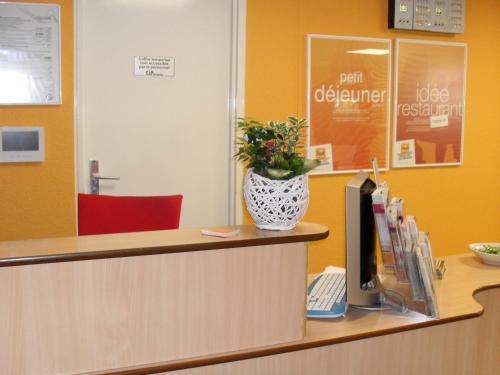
[0,223,328,374]
[1,225,499,375]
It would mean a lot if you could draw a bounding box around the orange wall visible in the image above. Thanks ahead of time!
[0,0,75,241]
[1,0,498,261]
[246,0,500,272]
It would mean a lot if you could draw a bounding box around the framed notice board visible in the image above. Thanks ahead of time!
[307,35,391,174]
[0,2,61,105]
[393,39,467,168]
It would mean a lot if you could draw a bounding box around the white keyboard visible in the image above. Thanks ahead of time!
[307,271,346,317]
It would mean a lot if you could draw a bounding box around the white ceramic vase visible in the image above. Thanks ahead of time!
[243,169,309,230]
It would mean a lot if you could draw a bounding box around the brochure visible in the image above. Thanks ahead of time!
[371,184,396,271]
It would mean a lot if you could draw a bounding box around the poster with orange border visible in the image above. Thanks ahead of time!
[307,35,391,174]
[393,39,467,168]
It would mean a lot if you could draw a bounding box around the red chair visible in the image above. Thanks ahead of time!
[78,193,183,235]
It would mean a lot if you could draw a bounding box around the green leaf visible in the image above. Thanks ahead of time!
[302,159,321,174]
[266,168,293,179]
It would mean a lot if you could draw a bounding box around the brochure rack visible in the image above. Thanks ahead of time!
[372,182,440,318]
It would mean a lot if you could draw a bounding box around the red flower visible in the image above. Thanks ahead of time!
[265,140,275,157]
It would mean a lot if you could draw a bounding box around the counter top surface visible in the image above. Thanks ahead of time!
[0,222,329,267]
[90,253,500,375]
[305,253,500,340]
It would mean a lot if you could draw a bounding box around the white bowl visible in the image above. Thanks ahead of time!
[469,243,500,266]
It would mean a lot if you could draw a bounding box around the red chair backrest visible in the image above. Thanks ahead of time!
[78,193,183,235]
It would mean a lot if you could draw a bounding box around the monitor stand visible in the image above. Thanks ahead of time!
[346,264,384,309]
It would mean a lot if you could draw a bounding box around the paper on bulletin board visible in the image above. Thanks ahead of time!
[307,35,391,174]
[393,39,467,168]
[0,3,61,105]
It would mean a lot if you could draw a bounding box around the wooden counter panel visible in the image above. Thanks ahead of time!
[474,288,500,374]
[95,288,500,375]
[0,243,308,374]
[160,314,485,375]
[0,223,328,267]
[87,254,500,374]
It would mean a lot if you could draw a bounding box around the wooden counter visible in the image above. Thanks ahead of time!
[0,223,329,375]
[2,227,498,375]
[0,222,328,267]
[88,254,500,375]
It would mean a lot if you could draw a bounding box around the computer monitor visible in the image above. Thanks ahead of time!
[345,171,382,308]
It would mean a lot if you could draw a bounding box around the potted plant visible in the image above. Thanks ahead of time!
[235,116,319,230]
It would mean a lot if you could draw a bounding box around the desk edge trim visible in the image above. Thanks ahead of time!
[0,229,329,267]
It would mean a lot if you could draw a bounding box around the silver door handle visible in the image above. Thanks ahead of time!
[89,159,120,194]
[92,174,120,181]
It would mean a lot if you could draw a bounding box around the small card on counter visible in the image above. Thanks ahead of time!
[201,227,240,238]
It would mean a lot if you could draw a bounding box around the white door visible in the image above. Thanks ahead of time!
[76,0,245,228]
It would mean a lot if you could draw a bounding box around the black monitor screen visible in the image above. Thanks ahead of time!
[359,178,377,286]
